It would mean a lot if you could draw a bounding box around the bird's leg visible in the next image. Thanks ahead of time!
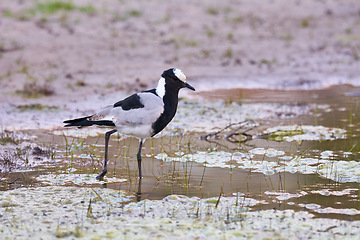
[96,129,117,180]
[137,139,143,178]
[136,177,142,202]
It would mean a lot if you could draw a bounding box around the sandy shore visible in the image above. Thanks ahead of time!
[1,0,360,129]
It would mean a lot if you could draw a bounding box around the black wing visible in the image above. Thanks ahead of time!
[143,89,159,96]
[113,93,144,110]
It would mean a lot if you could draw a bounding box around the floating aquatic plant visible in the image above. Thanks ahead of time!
[36,173,127,186]
[156,150,360,183]
[0,187,358,239]
[263,125,346,142]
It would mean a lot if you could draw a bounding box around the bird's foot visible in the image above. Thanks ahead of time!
[96,170,107,180]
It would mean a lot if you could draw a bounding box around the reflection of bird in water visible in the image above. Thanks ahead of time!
[64,68,195,180]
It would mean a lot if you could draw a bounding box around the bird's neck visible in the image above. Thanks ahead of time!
[152,79,180,136]
[155,77,180,115]
[162,87,179,115]
[155,77,166,98]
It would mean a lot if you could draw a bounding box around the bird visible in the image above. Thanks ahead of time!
[63,68,195,180]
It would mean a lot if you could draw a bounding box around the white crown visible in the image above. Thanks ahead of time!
[173,68,186,82]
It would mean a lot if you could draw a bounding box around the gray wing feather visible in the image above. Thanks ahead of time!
[88,93,163,127]
[89,105,114,121]
[111,92,164,126]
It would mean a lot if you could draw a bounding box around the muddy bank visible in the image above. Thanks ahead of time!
[1,0,360,131]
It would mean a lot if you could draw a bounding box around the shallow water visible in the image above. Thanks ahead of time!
[1,85,359,237]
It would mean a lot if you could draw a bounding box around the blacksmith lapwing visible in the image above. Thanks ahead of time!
[64,68,195,180]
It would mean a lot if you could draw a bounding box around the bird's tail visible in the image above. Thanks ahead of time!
[64,116,115,128]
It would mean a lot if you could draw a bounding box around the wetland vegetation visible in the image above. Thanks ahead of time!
[1,85,359,239]
[1,0,360,238]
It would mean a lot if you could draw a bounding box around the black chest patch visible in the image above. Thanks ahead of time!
[114,94,144,110]
[151,92,178,137]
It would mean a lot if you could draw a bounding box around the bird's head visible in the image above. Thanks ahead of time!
[161,68,195,91]
[156,68,195,98]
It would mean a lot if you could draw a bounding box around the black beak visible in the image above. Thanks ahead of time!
[184,82,195,91]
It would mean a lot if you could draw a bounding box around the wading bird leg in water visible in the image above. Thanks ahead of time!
[137,139,143,178]
[96,129,117,180]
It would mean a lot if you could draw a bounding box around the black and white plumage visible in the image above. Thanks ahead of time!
[64,68,195,180]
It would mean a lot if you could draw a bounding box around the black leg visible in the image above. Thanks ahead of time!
[137,139,143,178]
[136,178,142,202]
[96,129,117,180]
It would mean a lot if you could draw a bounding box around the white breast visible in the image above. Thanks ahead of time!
[111,92,164,138]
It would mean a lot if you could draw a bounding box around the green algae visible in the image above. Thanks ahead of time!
[262,125,346,142]
[261,129,304,142]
